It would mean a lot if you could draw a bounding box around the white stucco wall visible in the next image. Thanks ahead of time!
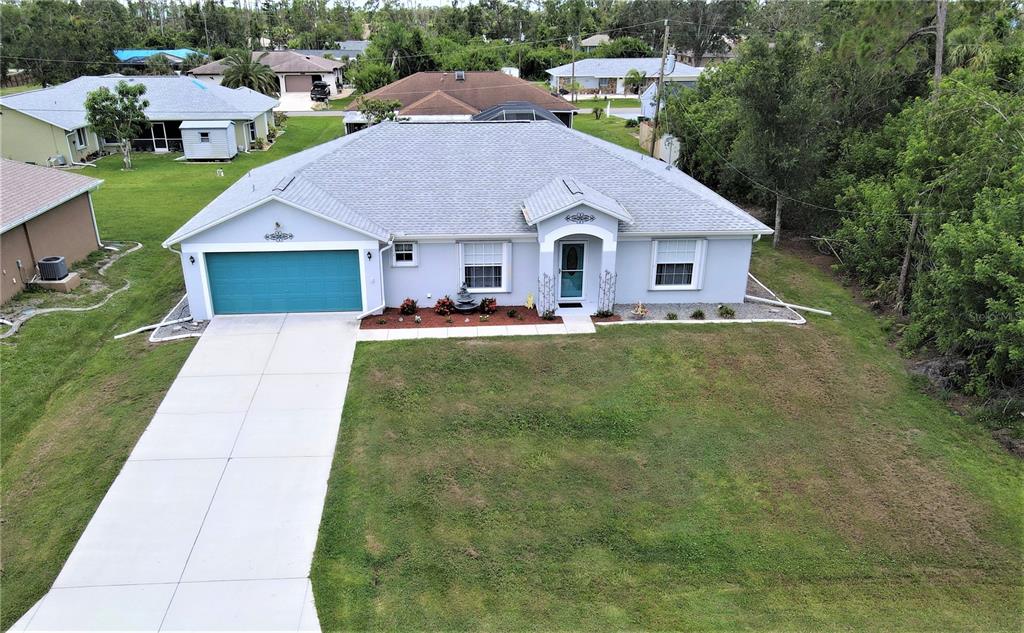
[382,240,539,308]
[614,236,753,304]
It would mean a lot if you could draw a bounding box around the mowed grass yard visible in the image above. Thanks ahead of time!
[311,244,1023,631]
[0,117,344,629]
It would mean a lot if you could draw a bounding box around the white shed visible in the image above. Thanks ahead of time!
[181,120,238,160]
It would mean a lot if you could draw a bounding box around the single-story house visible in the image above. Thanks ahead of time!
[343,71,577,132]
[546,55,703,95]
[189,51,344,96]
[113,48,206,70]
[1,159,103,303]
[0,75,277,165]
[162,121,771,320]
[580,33,611,52]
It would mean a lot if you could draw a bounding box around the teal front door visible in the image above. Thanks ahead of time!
[559,242,585,299]
[206,250,363,314]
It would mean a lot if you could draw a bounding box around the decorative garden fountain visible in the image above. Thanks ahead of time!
[453,284,478,313]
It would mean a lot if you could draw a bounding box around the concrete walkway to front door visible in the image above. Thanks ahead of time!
[14,314,357,632]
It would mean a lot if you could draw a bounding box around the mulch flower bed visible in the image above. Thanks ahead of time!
[590,314,623,323]
[361,306,563,329]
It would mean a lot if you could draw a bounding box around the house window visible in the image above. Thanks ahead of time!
[247,121,257,143]
[460,242,509,292]
[199,132,211,143]
[75,128,88,149]
[598,77,612,90]
[393,242,417,267]
[651,239,703,289]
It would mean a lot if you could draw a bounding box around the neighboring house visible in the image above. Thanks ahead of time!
[546,55,702,95]
[640,81,691,119]
[580,33,611,52]
[113,48,206,71]
[0,75,277,165]
[1,159,103,303]
[189,51,344,96]
[343,71,577,132]
[162,121,770,320]
[334,40,370,60]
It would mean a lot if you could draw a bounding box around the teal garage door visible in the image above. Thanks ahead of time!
[206,251,362,314]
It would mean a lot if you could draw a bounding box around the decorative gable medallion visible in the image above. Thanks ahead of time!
[264,222,294,242]
[565,212,596,224]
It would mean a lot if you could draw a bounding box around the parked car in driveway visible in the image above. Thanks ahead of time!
[310,81,331,103]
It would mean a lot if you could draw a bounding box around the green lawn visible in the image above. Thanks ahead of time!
[0,117,345,630]
[328,93,360,110]
[573,97,642,109]
[0,83,41,95]
[311,243,1022,631]
[572,114,642,151]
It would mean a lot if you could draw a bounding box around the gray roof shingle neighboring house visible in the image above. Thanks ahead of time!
[164,121,769,246]
[0,158,102,233]
[0,75,278,131]
[546,55,703,80]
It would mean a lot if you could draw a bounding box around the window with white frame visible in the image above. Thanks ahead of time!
[199,132,211,143]
[651,239,702,289]
[393,242,417,266]
[75,128,88,149]
[247,121,257,142]
[461,242,509,292]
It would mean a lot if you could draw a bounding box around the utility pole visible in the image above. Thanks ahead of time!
[649,18,670,157]
[569,33,577,103]
[897,0,946,307]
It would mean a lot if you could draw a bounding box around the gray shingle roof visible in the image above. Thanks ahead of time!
[0,75,278,131]
[1,159,102,233]
[546,55,703,79]
[189,51,343,76]
[523,177,632,225]
[163,121,770,246]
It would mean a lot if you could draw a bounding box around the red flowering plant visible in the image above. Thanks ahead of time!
[433,296,456,316]
[479,297,497,315]
[399,297,418,315]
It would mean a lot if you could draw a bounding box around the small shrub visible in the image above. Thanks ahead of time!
[479,297,497,315]
[506,308,519,319]
[376,318,387,325]
[630,302,648,319]
[593,107,603,119]
[624,118,639,128]
[541,309,556,320]
[690,309,705,320]
[717,304,736,319]
[594,309,614,318]
[434,296,456,316]
[273,111,289,127]
[413,314,422,324]
[399,297,418,315]
[479,314,490,322]
[666,312,678,320]
[252,137,266,150]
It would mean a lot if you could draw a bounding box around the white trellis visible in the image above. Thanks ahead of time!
[597,269,617,315]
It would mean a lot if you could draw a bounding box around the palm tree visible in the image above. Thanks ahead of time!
[624,69,647,95]
[221,51,279,97]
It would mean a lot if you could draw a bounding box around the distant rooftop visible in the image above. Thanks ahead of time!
[1,159,102,234]
[113,49,204,63]
[189,50,343,75]
[355,71,576,116]
[546,55,703,80]
[0,75,277,130]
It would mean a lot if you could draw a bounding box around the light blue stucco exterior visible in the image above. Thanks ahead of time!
[175,198,758,320]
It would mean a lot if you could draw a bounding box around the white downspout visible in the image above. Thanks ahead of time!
[64,131,97,167]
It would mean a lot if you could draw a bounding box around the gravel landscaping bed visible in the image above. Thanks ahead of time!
[609,300,801,322]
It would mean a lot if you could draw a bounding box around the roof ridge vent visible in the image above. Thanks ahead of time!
[273,175,295,192]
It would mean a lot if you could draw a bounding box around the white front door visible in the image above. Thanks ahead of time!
[558,242,585,300]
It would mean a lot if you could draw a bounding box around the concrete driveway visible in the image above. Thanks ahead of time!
[275,92,315,112]
[14,314,358,632]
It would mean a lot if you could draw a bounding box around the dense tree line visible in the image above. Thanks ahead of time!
[663,0,1022,399]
